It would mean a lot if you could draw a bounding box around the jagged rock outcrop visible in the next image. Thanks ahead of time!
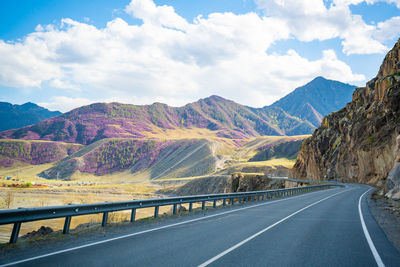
[386,135,400,199]
[291,39,400,195]
[172,173,284,196]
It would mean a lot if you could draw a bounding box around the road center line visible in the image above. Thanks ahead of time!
[358,189,385,267]
[0,187,340,267]
[198,188,352,267]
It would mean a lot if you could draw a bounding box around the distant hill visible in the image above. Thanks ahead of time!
[0,96,315,145]
[270,77,356,127]
[39,138,216,180]
[0,102,61,131]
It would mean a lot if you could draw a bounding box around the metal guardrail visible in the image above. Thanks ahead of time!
[270,177,316,183]
[0,184,339,243]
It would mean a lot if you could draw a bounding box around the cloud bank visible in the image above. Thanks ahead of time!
[1,0,399,112]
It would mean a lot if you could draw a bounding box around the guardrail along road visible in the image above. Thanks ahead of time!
[1,184,399,266]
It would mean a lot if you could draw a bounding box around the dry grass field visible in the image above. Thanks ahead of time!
[0,135,307,243]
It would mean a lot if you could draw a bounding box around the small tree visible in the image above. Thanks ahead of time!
[4,190,14,209]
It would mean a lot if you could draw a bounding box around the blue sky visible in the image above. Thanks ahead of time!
[0,0,399,112]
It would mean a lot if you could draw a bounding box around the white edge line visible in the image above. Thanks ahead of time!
[197,188,352,267]
[358,188,385,267]
[1,187,340,267]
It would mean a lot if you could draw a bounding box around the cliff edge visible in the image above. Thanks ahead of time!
[291,39,400,199]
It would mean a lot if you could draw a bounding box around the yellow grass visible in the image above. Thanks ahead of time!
[0,139,83,146]
[240,158,297,169]
[0,163,56,183]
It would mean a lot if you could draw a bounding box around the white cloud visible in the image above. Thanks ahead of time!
[125,0,188,29]
[374,16,400,42]
[0,0,373,111]
[39,96,92,112]
[256,0,400,55]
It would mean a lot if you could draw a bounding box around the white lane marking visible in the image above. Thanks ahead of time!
[0,187,341,267]
[198,188,352,267]
[358,188,385,267]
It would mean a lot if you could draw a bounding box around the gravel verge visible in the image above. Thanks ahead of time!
[368,189,400,253]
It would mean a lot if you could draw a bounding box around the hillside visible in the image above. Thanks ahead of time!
[0,139,83,167]
[271,77,356,127]
[291,39,400,199]
[0,102,61,131]
[0,96,315,145]
[249,138,303,161]
[39,138,216,180]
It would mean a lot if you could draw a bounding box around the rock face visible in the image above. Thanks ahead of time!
[291,39,400,192]
[172,173,284,196]
[230,173,285,192]
[386,135,400,199]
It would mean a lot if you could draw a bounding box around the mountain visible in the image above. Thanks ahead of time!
[291,39,400,199]
[0,77,360,181]
[39,138,215,180]
[271,77,356,127]
[0,96,315,145]
[0,102,61,131]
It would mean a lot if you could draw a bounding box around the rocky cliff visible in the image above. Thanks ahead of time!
[172,173,285,196]
[291,39,400,198]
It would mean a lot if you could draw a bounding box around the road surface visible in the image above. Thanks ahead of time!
[1,184,400,266]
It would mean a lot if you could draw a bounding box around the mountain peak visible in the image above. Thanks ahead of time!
[271,76,356,126]
[0,102,62,131]
[204,95,227,102]
[311,76,327,82]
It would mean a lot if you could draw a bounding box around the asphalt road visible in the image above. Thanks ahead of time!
[2,184,400,267]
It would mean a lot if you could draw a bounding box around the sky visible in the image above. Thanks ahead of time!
[0,0,399,112]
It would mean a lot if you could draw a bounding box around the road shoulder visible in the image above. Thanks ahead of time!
[368,190,400,253]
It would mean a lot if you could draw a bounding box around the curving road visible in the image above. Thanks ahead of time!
[1,184,400,266]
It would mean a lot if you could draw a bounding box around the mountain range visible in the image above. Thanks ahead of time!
[0,76,356,180]
[0,102,61,132]
[0,77,355,145]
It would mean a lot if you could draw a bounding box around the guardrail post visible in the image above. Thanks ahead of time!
[130,208,136,222]
[102,212,108,227]
[231,198,234,205]
[223,199,226,207]
[63,216,72,234]
[189,202,193,212]
[10,222,21,243]
[154,206,159,218]
[213,200,217,208]
[173,204,177,215]
[201,201,205,210]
